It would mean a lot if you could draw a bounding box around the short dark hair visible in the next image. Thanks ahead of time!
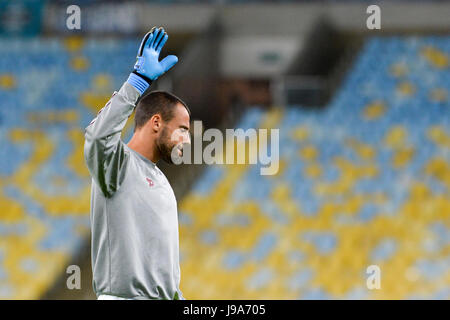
[134,90,190,130]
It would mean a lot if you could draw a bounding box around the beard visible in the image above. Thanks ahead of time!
[156,126,179,164]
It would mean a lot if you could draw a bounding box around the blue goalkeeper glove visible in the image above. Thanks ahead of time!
[127,27,178,94]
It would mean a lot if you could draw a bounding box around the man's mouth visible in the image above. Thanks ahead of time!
[176,145,183,157]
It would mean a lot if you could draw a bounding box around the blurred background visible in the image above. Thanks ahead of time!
[0,0,449,300]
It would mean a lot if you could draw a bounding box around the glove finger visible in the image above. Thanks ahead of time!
[160,55,178,72]
[148,27,160,48]
[143,26,157,49]
[156,33,168,53]
[138,30,154,57]
[152,27,165,49]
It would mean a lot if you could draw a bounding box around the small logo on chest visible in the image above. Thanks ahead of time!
[146,177,154,187]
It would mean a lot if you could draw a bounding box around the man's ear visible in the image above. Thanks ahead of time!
[149,114,162,133]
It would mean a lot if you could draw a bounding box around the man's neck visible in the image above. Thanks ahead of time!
[127,133,159,163]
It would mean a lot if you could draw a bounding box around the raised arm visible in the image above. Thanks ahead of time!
[84,27,178,197]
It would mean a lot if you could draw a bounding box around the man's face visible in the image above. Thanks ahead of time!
[156,103,191,164]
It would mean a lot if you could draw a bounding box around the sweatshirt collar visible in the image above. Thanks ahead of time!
[125,144,157,167]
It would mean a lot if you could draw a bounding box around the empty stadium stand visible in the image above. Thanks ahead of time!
[178,36,450,299]
[0,37,140,299]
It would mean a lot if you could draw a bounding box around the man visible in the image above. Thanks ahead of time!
[84,27,190,300]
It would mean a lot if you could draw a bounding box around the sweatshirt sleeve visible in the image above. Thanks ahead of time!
[84,81,141,198]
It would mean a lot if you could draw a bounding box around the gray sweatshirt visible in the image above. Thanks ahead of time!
[84,82,183,300]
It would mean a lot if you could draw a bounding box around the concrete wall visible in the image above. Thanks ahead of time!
[45,2,450,78]
[46,2,450,35]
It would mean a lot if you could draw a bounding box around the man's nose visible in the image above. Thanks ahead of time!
[183,133,191,145]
